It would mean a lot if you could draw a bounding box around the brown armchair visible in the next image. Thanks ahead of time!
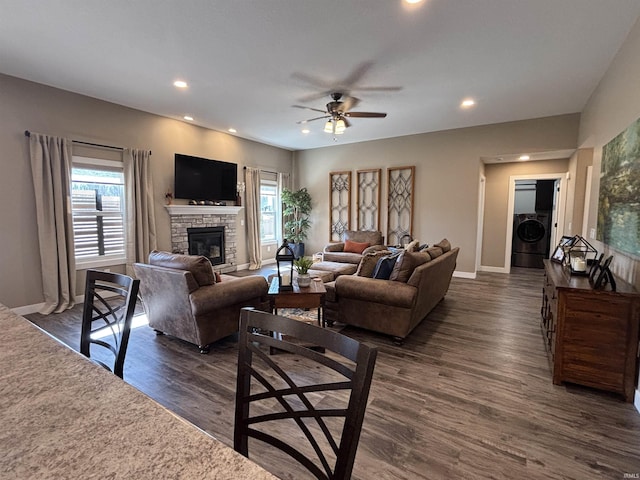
[323,230,386,264]
[133,251,269,353]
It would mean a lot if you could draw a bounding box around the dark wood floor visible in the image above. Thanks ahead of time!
[26,268,640,479]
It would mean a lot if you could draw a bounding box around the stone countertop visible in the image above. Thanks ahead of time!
[0,303,278,479]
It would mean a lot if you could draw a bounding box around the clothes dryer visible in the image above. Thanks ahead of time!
[511,213,551,268]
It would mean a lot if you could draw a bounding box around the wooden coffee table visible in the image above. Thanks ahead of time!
[267,277,327,354]
[267,277,326,327]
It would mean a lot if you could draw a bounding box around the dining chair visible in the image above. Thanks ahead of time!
[80,269,140,379]
[234,307,378,480]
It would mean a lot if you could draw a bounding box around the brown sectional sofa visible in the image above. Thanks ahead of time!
[323,229,386,264]
[324,242,459,344]
[134,251,269,353]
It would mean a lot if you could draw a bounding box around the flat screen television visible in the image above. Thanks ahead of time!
[174,154,237,202]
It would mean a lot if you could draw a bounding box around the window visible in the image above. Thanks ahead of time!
[260,180,278,243]
[71,157,126,267]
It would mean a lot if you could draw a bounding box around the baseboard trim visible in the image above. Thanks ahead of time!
[12,294,98,316]
[453,270,476,279]
[478,265,509,274]
[12,303,46,316]
[236,257,276,272]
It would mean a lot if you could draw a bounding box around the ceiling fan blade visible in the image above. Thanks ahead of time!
[296,115,330,124]
[340,95,361,113]
[291,71,334,89]
[341,61,374,88]
[292,104,327,114]
[351,86,403,92]
[297,90,333,103]
[345,112,387,118]
[342,117,352,128]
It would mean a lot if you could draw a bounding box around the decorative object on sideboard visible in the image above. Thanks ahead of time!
[565,235,598,275]
[550,235,575,264]
[276,240,295,292]
[293,256,314,288]
[592,255,616,291]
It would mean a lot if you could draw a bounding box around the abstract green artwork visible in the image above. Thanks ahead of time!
[597,116,640,257]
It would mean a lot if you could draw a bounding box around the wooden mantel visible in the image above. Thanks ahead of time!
[164,205,243,216]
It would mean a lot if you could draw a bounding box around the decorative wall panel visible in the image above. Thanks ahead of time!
[357,169,381,232]
[387,166,415,246]
[329,171,351,241]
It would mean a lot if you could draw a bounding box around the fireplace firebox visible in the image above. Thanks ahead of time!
[188,227,225,266]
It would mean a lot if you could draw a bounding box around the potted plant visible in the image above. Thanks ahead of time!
[294,256,314,287]
[282,187,312,258]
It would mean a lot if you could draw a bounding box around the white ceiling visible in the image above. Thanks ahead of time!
[1,0,639,151]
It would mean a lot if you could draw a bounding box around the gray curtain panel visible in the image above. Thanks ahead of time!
[125,148,157,276]
[28,133,76,314]
[245,167,262,270]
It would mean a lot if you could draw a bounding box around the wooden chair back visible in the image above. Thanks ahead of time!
[234,308,377,480]
[80,270,140,378]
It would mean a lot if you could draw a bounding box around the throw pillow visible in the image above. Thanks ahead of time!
[372,252,401,280]
[356,250,391,277]
[435,238,451,253]
[344,239,370,254]
[424,246,444,259]
[404,239,420,252]
[389,251,430,283]
[148,250,215,287]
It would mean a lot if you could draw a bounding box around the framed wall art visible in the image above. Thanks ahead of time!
[356,168,381,232]
[597,115,640,257]
[329,171,351,242]
[387,166,415,246]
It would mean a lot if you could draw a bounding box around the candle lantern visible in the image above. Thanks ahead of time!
[276,239,295,291]
[567,235,597,275]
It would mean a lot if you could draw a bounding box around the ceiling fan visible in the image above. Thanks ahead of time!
[293,92,387,135]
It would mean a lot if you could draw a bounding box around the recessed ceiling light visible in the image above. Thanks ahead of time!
[228,128,237,133]
[173,80,188,89]
[461,98,476,108]
[301,129,310,134]
[519,155,530,161]
[183,115,194,121]
[405,0,423,4]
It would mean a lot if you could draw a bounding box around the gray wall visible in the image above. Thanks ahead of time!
[579,16,640,288]
[0,73,293,308]
[295,115,580,275]
[482,158,570,268]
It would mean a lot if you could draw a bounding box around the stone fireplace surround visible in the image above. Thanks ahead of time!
[165,205,243,273]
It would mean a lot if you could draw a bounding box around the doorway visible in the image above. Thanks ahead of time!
[505,173,566,273]
[511,180,554,268]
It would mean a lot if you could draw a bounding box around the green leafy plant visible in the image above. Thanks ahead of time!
[282,187,312,244]
[293,256,314,275]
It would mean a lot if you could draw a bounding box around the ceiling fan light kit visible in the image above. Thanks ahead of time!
[295,92,387,135]
[323,118,346,135]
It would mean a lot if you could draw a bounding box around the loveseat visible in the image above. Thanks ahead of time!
[323,230,386,264]
[324,240,458,344]
[133,251,269,353]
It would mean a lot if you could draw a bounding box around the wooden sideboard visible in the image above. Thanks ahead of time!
[541,260,640,402]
